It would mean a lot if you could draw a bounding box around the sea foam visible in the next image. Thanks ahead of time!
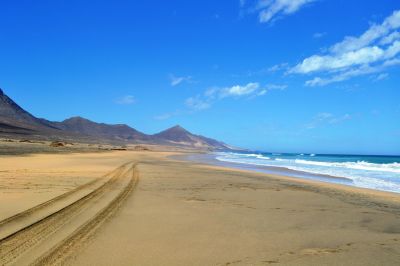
[215,152,400,193]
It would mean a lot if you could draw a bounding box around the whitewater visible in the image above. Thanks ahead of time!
[215,152,400,193]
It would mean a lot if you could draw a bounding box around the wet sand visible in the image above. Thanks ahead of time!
[1,150,400,265]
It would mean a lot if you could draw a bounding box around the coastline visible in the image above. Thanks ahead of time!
[192,153,400,196]
[179,152,353,181]
[1,150,400,265]
[177,152,400,194]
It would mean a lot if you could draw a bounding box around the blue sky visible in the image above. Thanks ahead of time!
[1,0,399,155]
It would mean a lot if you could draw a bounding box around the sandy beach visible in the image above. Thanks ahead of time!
[2,1,399,265]
[1,150,400,265]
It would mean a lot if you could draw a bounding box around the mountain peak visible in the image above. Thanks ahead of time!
[153,124,228,149]
[56,116,147,141]
[63,116,89,123]
[169,125,186,131]
[0,88,63,133]
[157,125,191,136]
[0,89,230,150]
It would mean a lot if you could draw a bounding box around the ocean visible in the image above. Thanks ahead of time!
[214,151,400,193]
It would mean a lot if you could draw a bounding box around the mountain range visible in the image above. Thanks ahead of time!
[0,88,230,150]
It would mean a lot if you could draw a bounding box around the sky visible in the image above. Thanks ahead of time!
[0,0,399,155]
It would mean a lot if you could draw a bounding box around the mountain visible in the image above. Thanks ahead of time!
[153,125,229,149]
[53,117,149,142]
[0,89,61,135]
[0,88,231,150]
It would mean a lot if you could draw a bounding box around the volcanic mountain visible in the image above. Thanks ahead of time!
[0,89,61,135]
[0,88,230,150]
[53,117,149,142]
[153,125,228,149]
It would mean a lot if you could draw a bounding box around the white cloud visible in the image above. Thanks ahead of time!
[115,95,135,105]
[292,45,390,74]
[266,84,288,90]
[185,82,286,110]
[154,110,182,120]
[380,31,400,45]
[330,11,400,54]
[169,74,192,86]
[185,96,211,111]
[290,10,400,86]
[305,64,380,86]
[218,82,284,99]
[306,112,351,129]
[304,55,400,86]
[256,0,317,23]
[234,63,289,78]
[330,114,352,124]
[313,32,327,39]
[267,63,289,72]
[257,89,267,96]
[375,73,389,81]
[220,82,260,97]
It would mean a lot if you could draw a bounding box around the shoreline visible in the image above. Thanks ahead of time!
[1,150,400,265]
[173,152,400,198]
[176,152,400,195]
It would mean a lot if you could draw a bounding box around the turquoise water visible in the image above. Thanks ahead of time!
[215,152,400,193]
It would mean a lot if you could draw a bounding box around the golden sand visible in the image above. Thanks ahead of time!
[1,150,399,265]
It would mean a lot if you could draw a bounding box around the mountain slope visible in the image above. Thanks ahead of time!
[54,117,148,142]
[153,125,229,149]
[0,88,231,150]
[0,89,61,134]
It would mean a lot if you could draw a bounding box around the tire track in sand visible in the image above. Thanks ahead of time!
[0,162,137,266]
[33,164,139,266]
[0,172,110,241]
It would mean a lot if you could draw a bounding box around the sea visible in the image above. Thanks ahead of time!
[213,151,400,193]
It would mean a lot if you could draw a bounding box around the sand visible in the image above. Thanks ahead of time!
[1,150,400,265]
